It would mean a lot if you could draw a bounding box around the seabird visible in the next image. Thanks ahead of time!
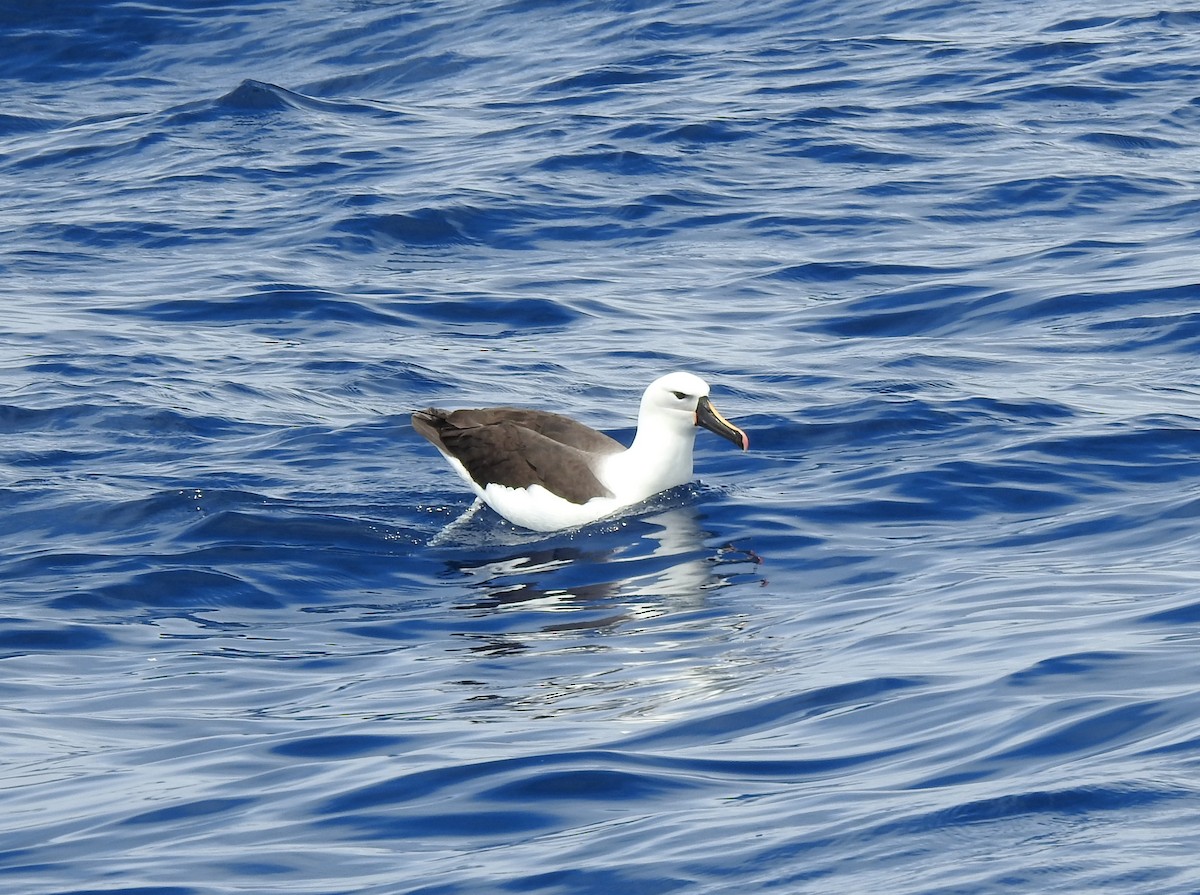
[413,371,749,532]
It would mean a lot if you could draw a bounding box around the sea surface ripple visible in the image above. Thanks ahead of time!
[3,1,1200,893]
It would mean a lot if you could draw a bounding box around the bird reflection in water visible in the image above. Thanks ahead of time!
[441,502,763,655]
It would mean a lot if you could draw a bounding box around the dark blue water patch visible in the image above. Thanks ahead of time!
[108,407,261,445]
[535,148,677,176]
[324,615,432,644]
[1036,236,1146,261]
[1075,131,1183,152]
[205,79,412,121]
[0,112,62,137]
[121,797,254,827]
[1005,651,1129,686]
[609,118,749,148]
[743,210,898,242]
[1129,9,1200,29]
[886,783,1180,832]
[752,74,864,97]
[0,620,114,658]
[0,490,219,550]
[944,173,1170,221]
[902,688,1200,793]
[807,283,999,338]
[270,733,414,760]
[0,402,74,434]
[480,768,693,803]
[536,63,682,96]
[889,120,1002,146]
[19,349,153,382]
[1101,60,1200,86]
[317,748,719,841]
[853,176,943,198]
[179,507,396,552]
[183,496,420,549]
[1139,597,1200,627]
[805,495,967,525]
[59,566,282,612]
[7,126,169,175]
[215,79,303,114]
[4,445,112,474]
[1043,15,1120,32]
[633,748,906,781]
[1086,310,1200,352]
[1028,82,1145,105]
[0,1,194,81]
[629,18,696,42]
[214,79,314,115]
[617,677,927,751]
[0,403,262,468]
[898,96,1006,117]
[320,755,550,813]
[106,285,408,329]
[1,548,122,591]
[4,493,426,612]
[333,208,483,248]
[1126,192,1200,228]
[320,807,560,841]
[983,511,1147,553]
[327,196,607,252]
[306,51,481,96]
[787,139,923,167]
[38,889,198,895]
[500,867,691,895]
[991,701,1179,763]
[1002,39,1107,67]
[612,195,741,227]
[759,260,952,285]
[816,274,1200,339]
[891,458,1080,519]
[1015,423,1200,484]
[659,120,750,145]
[397,293,583,331]
[776,394,989,453]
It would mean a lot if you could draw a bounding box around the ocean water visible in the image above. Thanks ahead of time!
[4,1,1200,892]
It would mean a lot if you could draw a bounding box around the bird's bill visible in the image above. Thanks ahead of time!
[695,396,749,450]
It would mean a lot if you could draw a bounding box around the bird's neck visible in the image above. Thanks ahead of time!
[605,418,695,502]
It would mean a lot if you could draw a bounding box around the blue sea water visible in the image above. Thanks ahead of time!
[4,0,1200,892]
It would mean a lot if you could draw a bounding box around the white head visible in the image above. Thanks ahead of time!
[603,371,747,504]
[640,372,712,430]
[638,372,748,450]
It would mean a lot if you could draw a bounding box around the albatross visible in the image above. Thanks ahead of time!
[412,371,749,532]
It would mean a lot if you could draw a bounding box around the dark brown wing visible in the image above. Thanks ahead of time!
[436,408,624,454]
[412,408,618,504]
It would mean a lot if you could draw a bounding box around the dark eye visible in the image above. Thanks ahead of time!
[671,390,687,400]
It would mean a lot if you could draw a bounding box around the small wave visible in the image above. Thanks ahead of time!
[107,285,406,328]
[0,621,114,658]
[217,79,303,113]
[1076,131,1182,152]
[305,52,476,95]
[535,148,676,176]
[215,79,405,118]
[538,64,677,95]
[760,260,951,285]
[0,112,62,136]
[60,566,280,612]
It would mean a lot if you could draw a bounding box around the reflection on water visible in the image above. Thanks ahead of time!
[426,502,770,715]
[437,501,764,621]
